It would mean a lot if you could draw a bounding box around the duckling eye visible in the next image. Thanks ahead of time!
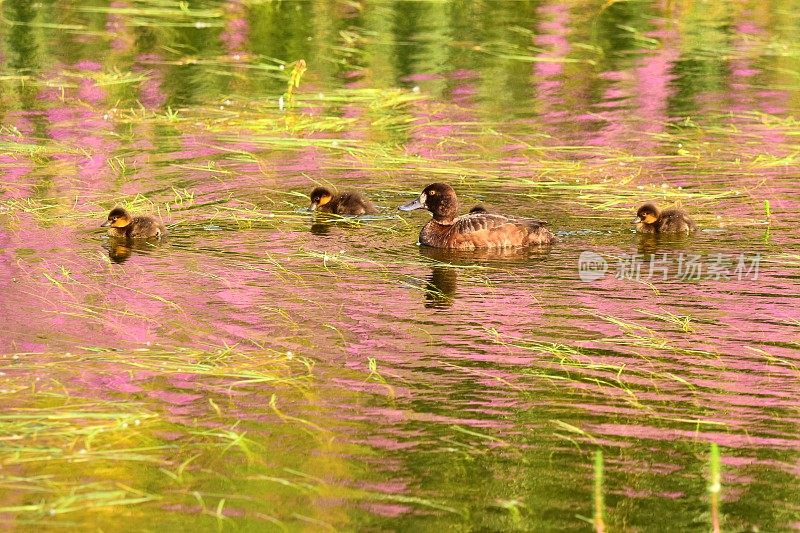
[428,190,436,196]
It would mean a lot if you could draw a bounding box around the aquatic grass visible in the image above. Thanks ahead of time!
[493,499,526,525]
[552,420,598,445]
[282,59,307,111]
[590,312,719,358]
[636,309,695,333]
[134,56,287,77]
[472,34,599,65]
[76,2,223,29]
[0,189,220,231]
[205,88,427,136]
[0,398,169,513]
[594,450,606,533]
[252,468,464,516]
[163,106,180,122]
[0,487,160,517]
[486,330,653,405]
[0,15,88,32]
[0,199,59,221]
[0,341,324,523]
[63,69,150,88]
[599,331,719,358]
[0,139,85,158]
[708,443,722,533]
[745,347,800,375]
[487,325,733,417]
[251,468,465,516]
[11,345,313,390]
[439,361,522,391]
[192,110,746,217]
[116,346,314,387]
[26,88,756,231]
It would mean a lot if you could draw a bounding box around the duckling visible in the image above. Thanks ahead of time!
[308,187,378,215]
[634,202,697,234]
[469,205,488,214]
[398,183,555,249]
[101,207,166,240]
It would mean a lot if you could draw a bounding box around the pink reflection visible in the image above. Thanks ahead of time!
[631,23,678,153]
[361,503,410,517]
[593,424,800,449]
[533,3,570,122]
[221,0,249,54]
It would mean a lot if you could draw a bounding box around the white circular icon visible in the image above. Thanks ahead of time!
[578,251,608,282]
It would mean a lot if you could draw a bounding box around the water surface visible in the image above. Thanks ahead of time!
[1,0,799,530]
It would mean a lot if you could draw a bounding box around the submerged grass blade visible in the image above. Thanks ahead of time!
[594,450,606,533]
[709,443,721,533]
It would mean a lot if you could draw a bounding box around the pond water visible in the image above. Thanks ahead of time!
[1,0,799,530]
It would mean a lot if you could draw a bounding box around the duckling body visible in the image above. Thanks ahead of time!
[101,207,166,240]
[309,187,377,215]
[635,203,697,234]
[399,183,555,250]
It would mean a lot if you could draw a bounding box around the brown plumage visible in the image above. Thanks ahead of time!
[634,202,697,234]
[469,205,488,214]
[398,183,555,250]
[309,187,378,215]
[101,207,166,240]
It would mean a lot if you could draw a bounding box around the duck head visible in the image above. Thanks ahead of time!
[309,187,333,211]
[101,207,132,228]
[399,183,459,222]
[634,202,660,224]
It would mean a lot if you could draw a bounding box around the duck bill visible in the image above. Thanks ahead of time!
[632,216,642,224]
[309,202,318,212]
[100,220,111,227]
[399,198,424,211]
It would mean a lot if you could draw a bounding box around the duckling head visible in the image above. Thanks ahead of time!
[101,207,132,228]
[469,205,487,214]
[399,183,459,221]
[309,187,333,211]
[634,202,660,224]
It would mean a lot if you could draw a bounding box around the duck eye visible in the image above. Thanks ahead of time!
[429,190,436,196]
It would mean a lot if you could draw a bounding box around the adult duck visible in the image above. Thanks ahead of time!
[398,183,555,249]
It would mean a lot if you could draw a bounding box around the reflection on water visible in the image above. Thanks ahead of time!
[102,238,163,264]
[105,240,134,264]
[309,222,331,236]
[419,245,554,309]
[419,244,554,265]
[0,0,799,530]
[424,265,457,309]
[635,232,697,255]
